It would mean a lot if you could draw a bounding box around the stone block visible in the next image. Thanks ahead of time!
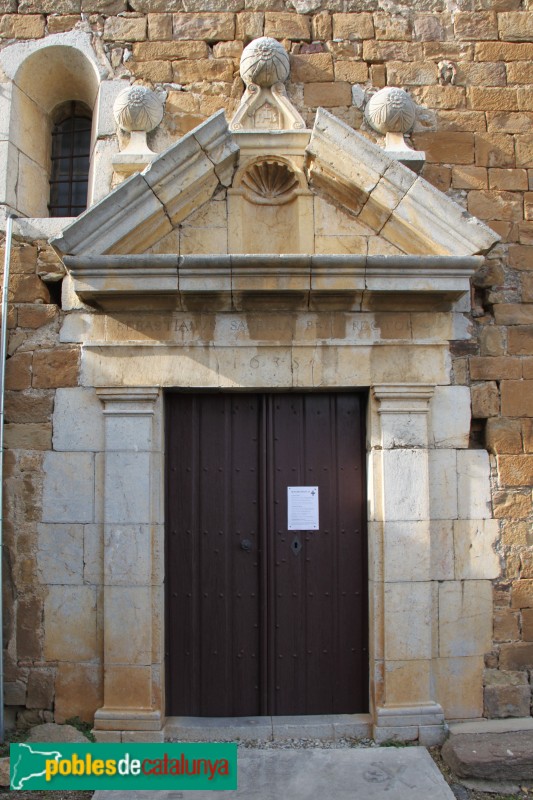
[32,348,79,389]
[304,82,352,107]
[457,450,491,519]
[468,190,523,221]
[3,423,51,450]
[130,60,173,83]
[172,12,235,40]
[429,450,458,520]
[9,274,50,304]
[52,388,104,452]
[499,642,533,669]
[498,455,533,487]
[37,523,84,585]
[334,61,368,83]
[474,133,515,169]
[0,13,45,38]
[501,380,533,417]
[384,582,432,661]
[493,490,530,519]
[522,608,533,640]
[26,670,55,710]
[507,329,533,356]
[493,609,520,641]
[486,418,523,455]
[83,524,103,585]
[147,13,172,40]
[468,88,518,112]
[470,356,521,381]
[290,53,334,83]
[454,11,497,40]
[312,11,331,41]
[373,726,419,744]
[134,40,207,60]
[498,11,533,41]
[515,133,533,165]
[104,452,151,525]
[471,382,500,418]
[373,12,411,41]
[5,681,27,706]
[494,304,533,325]
[382,450,429,521]
[44,585,97,662]
[387,61,438,86]
[104,525,151,585]
[332,13,374,40]
[439,580,493,657]
[509,244,533,271]
[55,663,102,724]
[104,665,151,709]
[264,12,310,40]
[453,520,500,580]
[6,352,33,390]
[235,11,263,42]
[173,58,235,84]
[104,586,151,666]
[42,451,95,524]
[103,15,146,41]
[434,656,484,719]
[511,579,533,609]
[17,304,58,329]
[431,521,455,581]
[384,659,430,706]
[382,521,430,582]
[16,596,42,660]
[442,730,533,780]
[489,168,528,190]
[47,14,80,33]
[429,386,471,449]
[4,391,53,424]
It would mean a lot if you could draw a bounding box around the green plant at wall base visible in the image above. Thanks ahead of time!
[65,717,96,743]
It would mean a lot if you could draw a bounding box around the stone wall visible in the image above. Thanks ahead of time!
[0,0,532,725]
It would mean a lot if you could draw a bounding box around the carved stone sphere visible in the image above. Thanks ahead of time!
[365,87,416,135]
[240,37,290,88]
[113,85,164,133]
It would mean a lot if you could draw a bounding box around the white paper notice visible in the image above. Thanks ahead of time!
[287,486,319,531]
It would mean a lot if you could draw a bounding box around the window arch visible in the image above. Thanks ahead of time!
[49,102,92,217]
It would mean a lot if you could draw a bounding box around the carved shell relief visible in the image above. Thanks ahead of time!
[238,159,301,205]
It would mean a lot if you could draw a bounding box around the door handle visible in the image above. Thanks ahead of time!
[240,539,253,552]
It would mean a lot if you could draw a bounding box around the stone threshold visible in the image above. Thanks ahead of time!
[164,714,372,742]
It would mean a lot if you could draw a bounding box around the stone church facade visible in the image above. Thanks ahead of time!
[0,0,532,743]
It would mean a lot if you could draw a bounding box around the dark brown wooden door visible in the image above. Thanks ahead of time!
[165,393,367,717]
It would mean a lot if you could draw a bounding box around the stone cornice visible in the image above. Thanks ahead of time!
[64,253,481,312]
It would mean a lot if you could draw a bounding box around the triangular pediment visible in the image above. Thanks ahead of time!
[52,108,499,313]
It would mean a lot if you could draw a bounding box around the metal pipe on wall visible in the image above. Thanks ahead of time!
[0,214,16,742]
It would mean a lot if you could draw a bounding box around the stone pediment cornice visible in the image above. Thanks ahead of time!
[51,110,239,257]
[305,109,499,258]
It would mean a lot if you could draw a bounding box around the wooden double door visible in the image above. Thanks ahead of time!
[165,392,368,717]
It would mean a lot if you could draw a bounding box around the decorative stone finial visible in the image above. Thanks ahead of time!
[365,87,425,173]
[240,37,290,88]
[365,87,416,136]
[113,85,164,133]
[231,37,304,131]
[112,86,164,179]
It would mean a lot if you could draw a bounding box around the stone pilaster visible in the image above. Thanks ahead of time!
[369,384,446,745]
[94,387,164,734]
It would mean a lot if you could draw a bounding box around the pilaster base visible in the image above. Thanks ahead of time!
[373,703,447,746]
[94,707,164,732]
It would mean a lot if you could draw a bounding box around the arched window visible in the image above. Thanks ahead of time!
[49,102,92,218]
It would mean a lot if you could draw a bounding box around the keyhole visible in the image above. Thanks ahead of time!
[291,536,302,556]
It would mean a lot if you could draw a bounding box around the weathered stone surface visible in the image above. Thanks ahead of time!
[16,596,42,660]
[499,642,533,669]
[173,12,235,40]
[5,680,27,705]
[42,451,94,524]
[454,11,497,40]
[498,455,533,486]
[498,11,533,42]
[332,12,374,40]
[3,422,51,450]
[26,722,90,743]
[468,87,518,112]
[264,11,310,40]
[304,82,351,107]
[147,12,173,39]
[26,670,55,710]
[511,579,533,608]
[468,190,523,221]
[32,348,79,389]
[471,381,500,418]
[103,15,146,41]
[44,585,97,662]
[0,14,45,38]
[523,608,533,641]
[484,684,531,718]
[0,758,9,787]
[37,523,84,585]
[442,731,533,780]
[54,663,103,724]
[133,40,208,60]
[291,53,334,82]
[493,489,530,518]
[493,609,520,641]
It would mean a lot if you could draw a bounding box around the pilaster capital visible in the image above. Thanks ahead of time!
[96,387,160,415]
[373,384,434,415]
